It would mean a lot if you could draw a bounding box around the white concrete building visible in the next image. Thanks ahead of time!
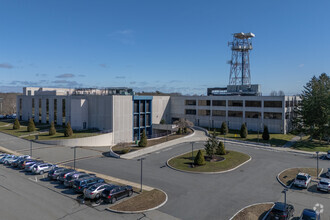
[17,87,298,145]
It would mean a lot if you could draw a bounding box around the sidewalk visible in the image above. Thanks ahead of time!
[120,127,208,159]
[282,135,301,148]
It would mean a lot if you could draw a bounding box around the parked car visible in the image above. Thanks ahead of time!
[47,167,66,180]
[72,177,105,193]
[1,155,16,164]
[84,183,110,200]
[326,168,330,178]
[63,172,94,187]
[11,155,31,167]
[24,161,44,172]
[317,178,330,193]
[268,202,295,220]
[327,151,330,160]
[57,169,77,182]
[0,115,5,119]
[299,208,320,220]
[32,163,57,175]
[3,155,18,165]
[293,173,312,189]
[101,185,133,204]
[19,159,40,169]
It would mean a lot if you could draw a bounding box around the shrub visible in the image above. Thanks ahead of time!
[13,118,20,130]
[194,150,206,166]
[262,125,270,140]
[27,118,36,132]
[160,119,166,124]
[183,127,187,134]
[240,123,248,138]
[177,128,182,135]
[49,121,56,136]
[121,148,130,154]
[138,129,147,147]
[220,122,228,135]
[64,122,73,137]
[216,141,226,155]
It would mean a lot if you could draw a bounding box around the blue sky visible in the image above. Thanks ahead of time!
[0,0,329,95]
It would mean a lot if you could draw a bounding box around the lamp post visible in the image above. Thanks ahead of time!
[316,151,319,179]
[282,187,288,209]
[137,157,146,192]
[30,141,32,157]
[71,146,77,169]
[191,142,194,166]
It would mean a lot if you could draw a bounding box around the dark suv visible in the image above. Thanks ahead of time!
[72,177,105,193]
[269,202,295,220]
[101,185,133,204]
[48,168,68,180]
[64,172,95,187]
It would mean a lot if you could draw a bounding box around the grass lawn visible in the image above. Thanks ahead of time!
[23,129,100,140]
[168,149,250,173]
[0,121,11,126]
[232,203,273,220]
[279,168,322,186]
[110,189,166,212]
[208,128,295,147]
[291,136,330,152]
[0,125,41,137]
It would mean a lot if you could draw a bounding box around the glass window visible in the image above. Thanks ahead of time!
[140,101,145,112]
[212,110,226,116]
[198,109,210,116]
[146,101,151,112]
[198,100,210,106]
[245,101,261,107]
[185,100,196,106]
[134,101,139,113]
[264,112,282,119]
[264,101,282,108]
[146,114,150,126]
[228,111,243,117]
[212,100,226,106]
[245,111,261,118]
[185,109,196,115]
[228,100,243,107]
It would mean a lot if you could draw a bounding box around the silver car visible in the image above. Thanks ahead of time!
[317,178,330,192]
[84,183,110,200]
[32,163,56,175]
[25,162,44,172]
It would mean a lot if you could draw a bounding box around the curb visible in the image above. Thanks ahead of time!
[108,146,121,158]
[0,145,22,156]
[229,202,275,220]
[106,188,168,214]
[276,167,324,188]
[166,149,252,174]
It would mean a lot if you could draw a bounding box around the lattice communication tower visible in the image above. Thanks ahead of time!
[228,32,255,86]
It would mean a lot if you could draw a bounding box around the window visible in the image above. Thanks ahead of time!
[140,101,145,112]
[228,100,243,107]
[212,100,226,106]
[185,100,196,106]
[264,112,282,119]
[46,99,49,123]
[264,101,282,108]
[146,101,151,112]
[146,114,150,126]
[212,110,226,117]
[32,98,35,118]
[245,111,261,118]
[228,111,243,117]
[185,109,196,115]
[198,109,210,116]
[62,99,66,125]
[245,101,261,107]
[198,100,210,106]
[134,101,139,113]
[54,99,57,123]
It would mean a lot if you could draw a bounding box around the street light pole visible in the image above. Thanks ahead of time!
[191,142,194,166]
[282,187,288,210]
[316,151,319,179]
[71,146,77,169]
[30,141,32,157]
[137,157,146,192]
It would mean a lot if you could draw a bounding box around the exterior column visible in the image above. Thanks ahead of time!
[16,97,20,120]
[57,98,63,126]
[48,98,54,124]
[34,98,39,124]
[41,99,47,124]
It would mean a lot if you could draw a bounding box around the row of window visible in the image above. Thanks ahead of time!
[185,109,282,119]
[133,100,151,113]
[185,100,283,108]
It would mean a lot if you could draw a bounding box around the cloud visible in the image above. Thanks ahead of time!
[115,76,126,79]
[0,63,13,69]
[52,80,82,87]
[298,64,304,68]
[9,80,49,87]
[78,74,86,77]
[56,73,75,78]
[36,73,48,77]
[130,81,136,85]
[169,80,183,83]
[99,64,107,68]
[108,29,135,45]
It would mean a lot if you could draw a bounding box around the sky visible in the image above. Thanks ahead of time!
[0,0,329,95]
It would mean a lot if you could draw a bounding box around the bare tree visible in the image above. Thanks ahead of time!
[173,118,194,129]
[270,91,277,96]
[278,90,285,96]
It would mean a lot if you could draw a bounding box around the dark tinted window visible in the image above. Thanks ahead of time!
[297,175,307,180]
[264,101,282,108]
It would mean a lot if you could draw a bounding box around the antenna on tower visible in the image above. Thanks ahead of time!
[228,32,255,86]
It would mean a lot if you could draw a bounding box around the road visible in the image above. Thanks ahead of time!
[0,132,329,219]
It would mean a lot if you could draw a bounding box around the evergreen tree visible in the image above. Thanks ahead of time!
[220,122,228,135]
[262,125,270,141]
[194,150,206,166]
[13,118,20,130]
[177,128,182,135]
[240,123,248,138]
[64,122,73,137]
[216,141,226,155]
[138,129,147,147]
[160,119,166,124]
[183,127,187,134]
[204,132,218,157]
[49,121,56,136]
[27,118,36,132]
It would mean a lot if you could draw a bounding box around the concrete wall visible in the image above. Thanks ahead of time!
[86,95,113,131]
[35,132,114,147]
[152,96,171,124]
[112,95,133,144]
[70,98,88,130]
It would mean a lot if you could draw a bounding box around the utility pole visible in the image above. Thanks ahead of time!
[191,142,194,166]
[316,151,319,179]
[137,157,146,192]
[71,146,77,169]
[30,141,32,157]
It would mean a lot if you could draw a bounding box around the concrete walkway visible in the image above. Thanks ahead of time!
[282,135,301,148]
[120,127,208,159]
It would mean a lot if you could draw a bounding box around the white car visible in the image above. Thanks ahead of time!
[317,178,330,193]
[293,173,311,189]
